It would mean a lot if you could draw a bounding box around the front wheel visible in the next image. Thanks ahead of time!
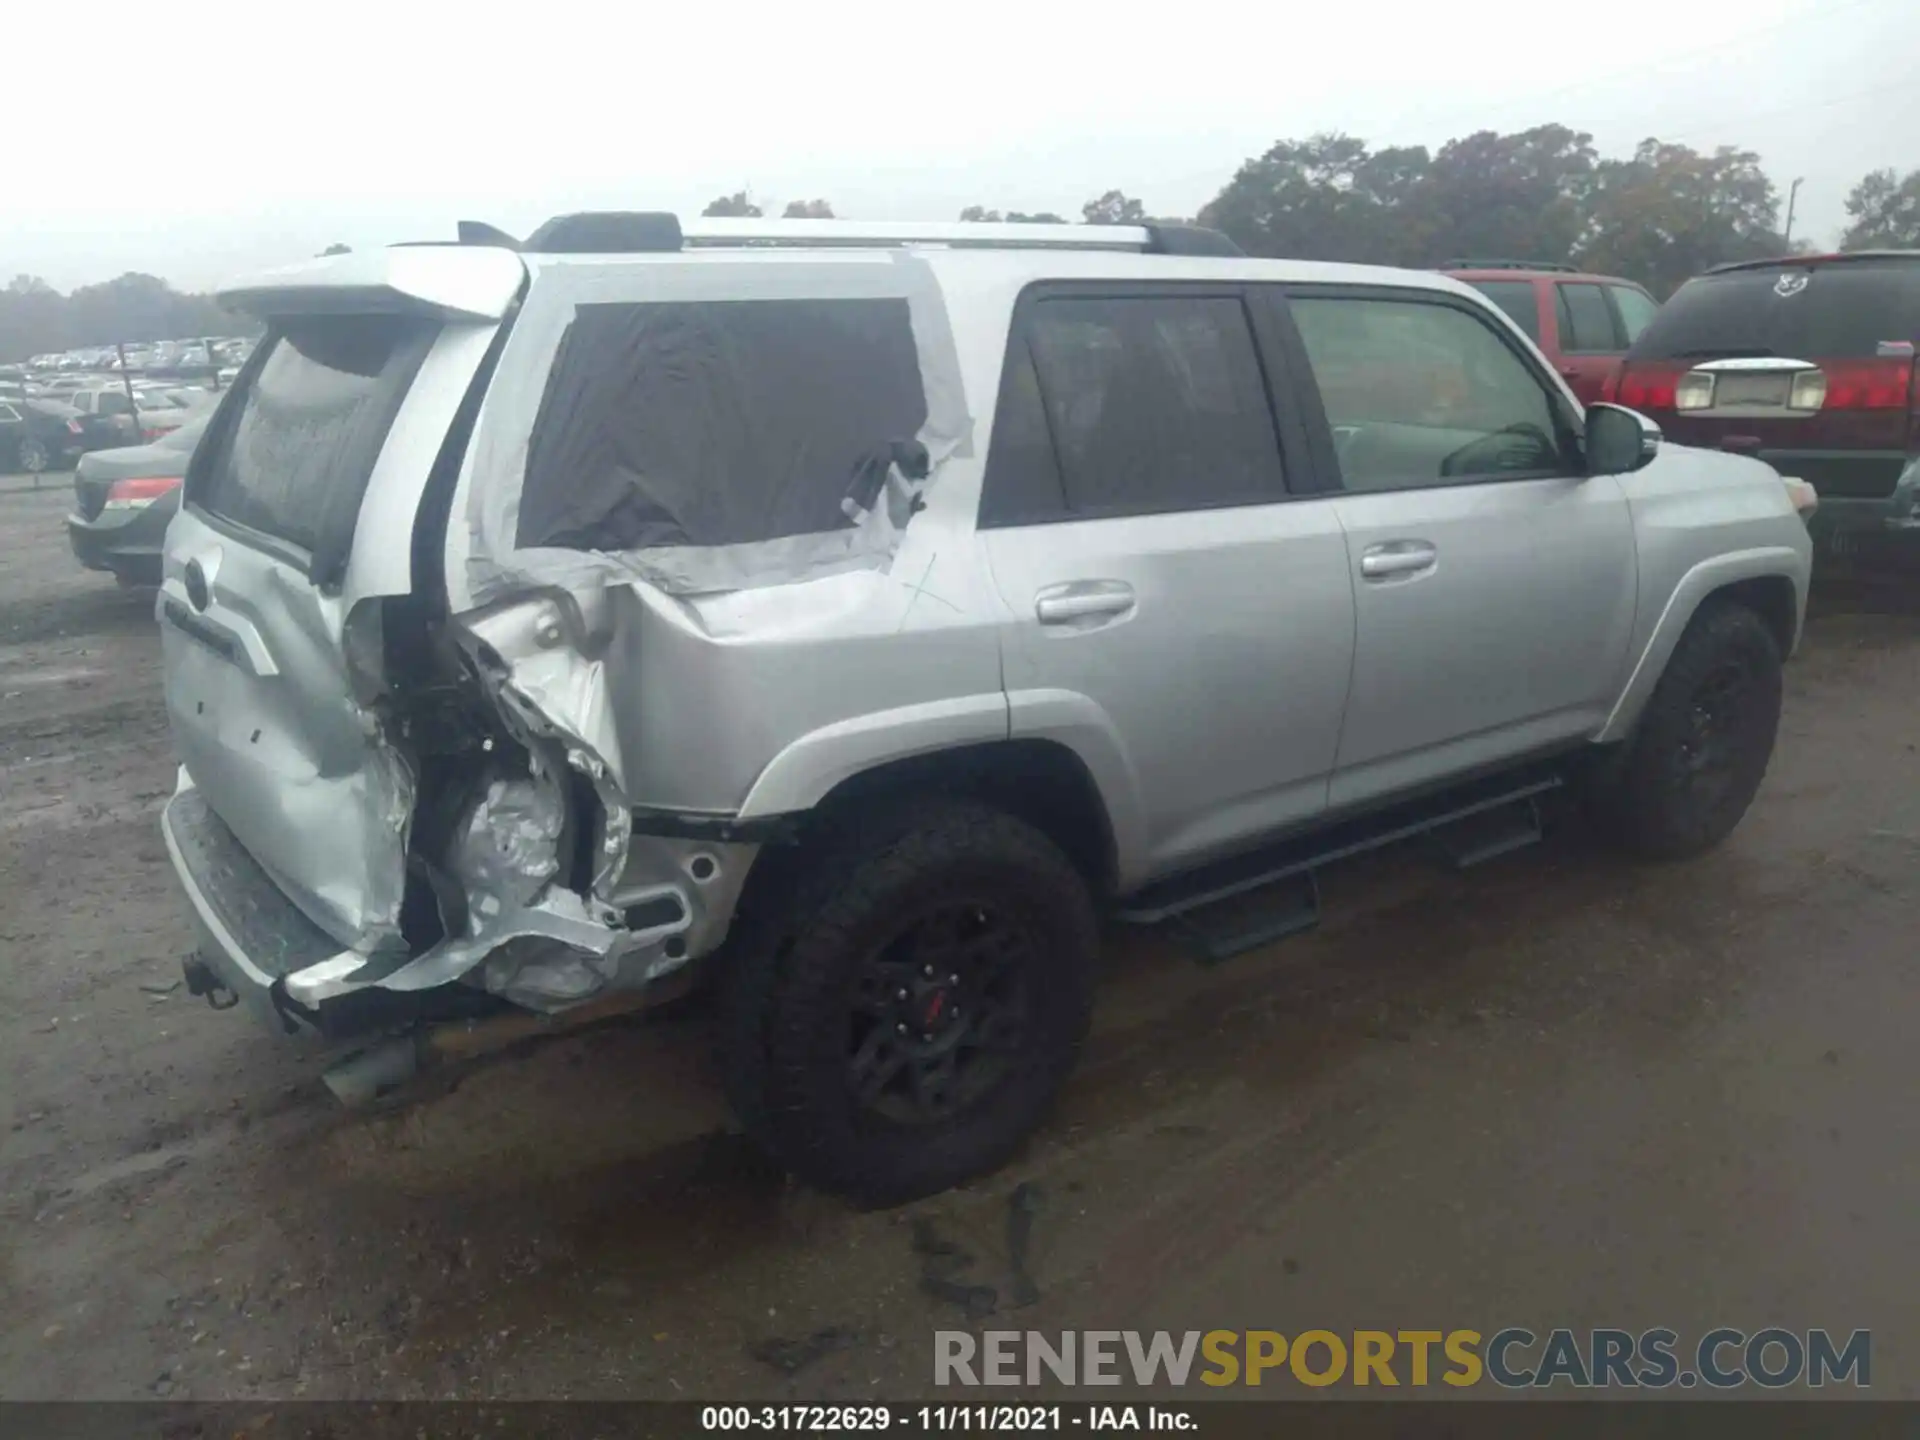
[720,798,1099,1205]
[1587,600,1784,860]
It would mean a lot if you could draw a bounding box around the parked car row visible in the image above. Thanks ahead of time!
[25,337,254,375]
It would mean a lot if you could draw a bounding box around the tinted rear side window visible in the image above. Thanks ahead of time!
[517,299,928,552]
[1628,262,1920,361]
[1556,283,1622,352]
[193,315,436,568]
[1464,280,1540,343]
[985,294,1283,521]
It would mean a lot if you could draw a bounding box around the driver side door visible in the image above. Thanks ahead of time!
[1271,286,1639,810]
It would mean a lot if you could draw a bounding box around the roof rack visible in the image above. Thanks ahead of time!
[1438,258,1578,273]
[495,212,1243,258]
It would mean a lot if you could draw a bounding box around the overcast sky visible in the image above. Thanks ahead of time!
[6,0,1916,292]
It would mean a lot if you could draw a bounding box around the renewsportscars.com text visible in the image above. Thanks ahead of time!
[935,1328,1870,1390]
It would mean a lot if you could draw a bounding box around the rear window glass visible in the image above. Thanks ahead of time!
[1464,280,1540,343]
[517,299,928,552]
[1628,262,1920,361]
[192,315,435,564]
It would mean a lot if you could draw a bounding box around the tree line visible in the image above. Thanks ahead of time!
[6,126,1917,363]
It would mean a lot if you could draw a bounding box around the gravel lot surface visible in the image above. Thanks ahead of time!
[3,482,1916,1400]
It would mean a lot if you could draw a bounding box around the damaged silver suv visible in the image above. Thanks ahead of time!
[161,213,1811,1202]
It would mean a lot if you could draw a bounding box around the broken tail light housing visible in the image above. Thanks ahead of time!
[102,476,182,511]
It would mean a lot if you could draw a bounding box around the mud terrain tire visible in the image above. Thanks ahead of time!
[1589,600,1783,860]
[719,798,1098,1205]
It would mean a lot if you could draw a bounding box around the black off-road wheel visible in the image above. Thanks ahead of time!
[719,798,1099,1205]
[1588,600,1783,860]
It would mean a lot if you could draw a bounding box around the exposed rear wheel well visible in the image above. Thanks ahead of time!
[804,740,1118,895]
[725,740,1119,950]
[1708,574,1797,656]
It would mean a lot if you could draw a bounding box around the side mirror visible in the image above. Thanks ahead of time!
[1585,402,1661,475]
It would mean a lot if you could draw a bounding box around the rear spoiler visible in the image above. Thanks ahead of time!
[216,246,526,322]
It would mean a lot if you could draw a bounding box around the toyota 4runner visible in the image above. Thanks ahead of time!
[160,213,1811,1202]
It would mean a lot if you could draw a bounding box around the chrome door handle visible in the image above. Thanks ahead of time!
[1035,581,1136,625]
[1359,541,1438,579]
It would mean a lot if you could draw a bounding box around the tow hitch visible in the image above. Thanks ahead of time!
[181,954,238,1010]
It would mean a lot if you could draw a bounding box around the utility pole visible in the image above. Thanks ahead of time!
[1783,177,1805,251]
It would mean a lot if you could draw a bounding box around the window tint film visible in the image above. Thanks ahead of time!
[193,315,436,566]
[1290,295,1572,492]
[1018,295,1283,516]
[518,299,928,552]
[1626,262,1920,361]
[1609,285,1660,343]
[1556,283,1621,352]
[1465,280,1541,343]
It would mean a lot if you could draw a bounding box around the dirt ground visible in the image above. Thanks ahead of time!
[3,479,1917,1402]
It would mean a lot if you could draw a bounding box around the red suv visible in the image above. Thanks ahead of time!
[1441,260,1662,404]
[1609,252,1920,566]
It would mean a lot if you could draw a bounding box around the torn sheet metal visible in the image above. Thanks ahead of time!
[448,776,564,909]
[456,251,972,605]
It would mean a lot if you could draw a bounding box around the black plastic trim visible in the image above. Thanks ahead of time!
[628,808,799,845]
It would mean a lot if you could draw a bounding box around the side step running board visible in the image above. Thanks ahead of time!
[1116,768,1564,962]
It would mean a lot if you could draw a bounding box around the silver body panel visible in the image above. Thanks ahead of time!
[160,236,1813,1028]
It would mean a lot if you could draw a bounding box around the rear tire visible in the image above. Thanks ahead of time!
[1588,600,1783,860]
[719,797,1098,1205]
[18,438,49,474]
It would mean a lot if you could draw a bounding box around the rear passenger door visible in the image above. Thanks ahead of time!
[979,285,1356,885]
[1271,286,1638,811]
[1553,280,1628,403]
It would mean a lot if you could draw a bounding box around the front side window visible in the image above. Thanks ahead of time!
[982,293,1285,523]
[1290,294,1573,492]
[1556,283,1623,353]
